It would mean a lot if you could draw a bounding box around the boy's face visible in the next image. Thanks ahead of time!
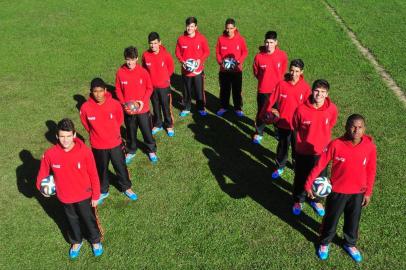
[290,66,303,82]
[312,87,328,105]
[149,39,161,53]
[125,57,137,70]
[264,39,277,52]
[91,86,106,104]
[57,130,75,150]
[225,24,236,37]
[346,119,365,141]
[186,23,197,35]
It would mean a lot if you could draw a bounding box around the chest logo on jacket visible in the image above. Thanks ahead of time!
[87,116,96,121]
[335,157,346,162]
[52,164,61,169]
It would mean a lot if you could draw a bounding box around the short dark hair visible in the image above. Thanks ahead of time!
[57,118,75,134]
[185,16,197,26]
[90,77,106,91]
[345,114,366,128]
[290,59,305,70]
[312,79,330,91]
[124,46,138,59]
[225,18,235,26]
[148,32,160,42]
[265,31,277,40]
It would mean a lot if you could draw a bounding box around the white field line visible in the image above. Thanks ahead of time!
[323,1,406,109]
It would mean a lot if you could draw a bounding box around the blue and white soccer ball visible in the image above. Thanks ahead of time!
[184,59,199,72]
[312,177,332,198]
[40,175,56,196]
[223,58,237,70]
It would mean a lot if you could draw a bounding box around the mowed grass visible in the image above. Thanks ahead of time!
[1,0,405,269]
[326,0,406,92]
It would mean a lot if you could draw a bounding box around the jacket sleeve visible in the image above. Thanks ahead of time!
[215,38,222,65]
[304,142,334,191]
[200,35,210,64]
[253,55,259,78]
[142,71,154,102]
[292,108,300,131]
[115,101,124,126]
[141,54,147,69]
[79,106,90,133]
[281,52,288,75]
[36,152,51,191]
[175,38,185,63]
[237,37,248,64]
[166,51,175,76]
[85,148,100,201]
[330,104,338,128]
[115,70,125,104]
[259,84,279,120]
[365,144,377,196]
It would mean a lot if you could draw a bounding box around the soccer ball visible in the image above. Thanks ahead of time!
[312,177,332,198]
[223,58,237,70]
[262,110,280,124]
[40,175,56,196]
[184,59,199,72]
[124,100,143,114]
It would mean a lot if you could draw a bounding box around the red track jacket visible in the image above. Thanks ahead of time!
[142,45,174,88]
[215,29,248,72]
[305,135,377,196]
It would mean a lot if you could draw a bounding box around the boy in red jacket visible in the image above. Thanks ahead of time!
[175,16,210,117]
[252,31,288,144]
[80,78,138,204]
[142,32,175,137]
[259,59,311,179]
[305,114,377,262]
[292,79,338,216]
[36,118,103,259]
[115,46,158,164]
[215,18,248,117]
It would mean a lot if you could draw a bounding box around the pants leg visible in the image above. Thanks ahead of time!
[255,93,270,135]
[92,148,110,194]
[124,114,139,154]
[231,72,243,111]
[137,113,157,153]
[275,128,292,169]
[151,89,163,128]
[75,198,101,244]
[182,75,193,111]
[63,202,83,244]
[319,192,348,245]
[158,87,174,128]
[193,73,205,111]
[219,71,232,109]
[343,193,364,246]
[110,144,132,192]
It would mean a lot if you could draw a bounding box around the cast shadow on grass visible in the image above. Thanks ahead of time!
[16,150,70,243]
[45,120,85,144]
[188,92,322,243]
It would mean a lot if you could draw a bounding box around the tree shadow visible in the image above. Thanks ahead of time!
[188,95,323,243]
[16,150,70,243]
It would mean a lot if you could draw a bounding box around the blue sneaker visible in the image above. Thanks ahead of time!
[292,202,303,215]
[216,108,227,116]
[124,189,138,201]
[125,153,136,165]
[235,110,244,117]
[343,245,362,262]
[310,202,325,217]
[98,192,109,205]
[152,126,163,135]
[179,110,190,117]
[149,152,158,164]
[69,242,83,260]
[317,244,329,260]
[167,128,175,137]
[252,134,263,144]
[92,243,103,257]
[272,168,284,179]
[198,110,208,116]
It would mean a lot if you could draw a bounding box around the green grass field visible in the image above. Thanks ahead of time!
[1,0,405,269]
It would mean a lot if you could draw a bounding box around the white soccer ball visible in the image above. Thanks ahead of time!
[184,59,199,72]
[312,177,332,198]
[223,58,237,70]
[40,175,56,196]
